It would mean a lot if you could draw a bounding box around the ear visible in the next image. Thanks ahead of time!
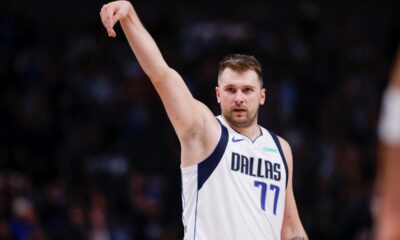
[260,88,266,105]
[216,86,221,103]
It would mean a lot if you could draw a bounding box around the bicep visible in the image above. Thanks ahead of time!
[152,68,213,140]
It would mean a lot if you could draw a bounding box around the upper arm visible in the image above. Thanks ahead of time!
[117,8,217,141]
[279,137,308,240]
[116,5,219,164]
[152,70,220,167]
[151,68,217,140]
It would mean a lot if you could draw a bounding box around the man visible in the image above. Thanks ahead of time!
[375,47,400,240]
[100,1,308,239]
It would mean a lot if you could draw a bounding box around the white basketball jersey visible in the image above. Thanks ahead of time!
[181,116,288,240]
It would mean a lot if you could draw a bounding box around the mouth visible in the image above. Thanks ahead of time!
[232,108,247,114]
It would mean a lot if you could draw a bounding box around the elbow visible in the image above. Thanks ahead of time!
[147,66,175,84]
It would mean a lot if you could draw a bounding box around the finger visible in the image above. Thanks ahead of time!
[111,9,123,27]
[100,5,110,29]
[101,4,116,37]
[105,4,115,30]
[110,29,117,38]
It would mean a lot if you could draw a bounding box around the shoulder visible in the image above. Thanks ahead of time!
[277,136,292,156]
[273,134,293,171]
[181,100,220,141]
[180,102,222,167]
[264,128,292,158]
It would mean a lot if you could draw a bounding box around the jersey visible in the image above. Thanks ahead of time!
[181,115,288,240]
[378,86,400,144]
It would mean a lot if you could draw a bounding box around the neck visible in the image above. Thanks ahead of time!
[223,116,261,141]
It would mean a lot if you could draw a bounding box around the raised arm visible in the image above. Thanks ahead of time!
[279,137,308,240]
[375,47,400,240]
[100,1,219,166]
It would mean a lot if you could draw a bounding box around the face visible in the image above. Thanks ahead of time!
[216,68,266,128]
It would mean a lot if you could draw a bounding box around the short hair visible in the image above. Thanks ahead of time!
[218,54,263,87]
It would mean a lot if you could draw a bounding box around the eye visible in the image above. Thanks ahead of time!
[225,87,236,93]
[243,87,253,93]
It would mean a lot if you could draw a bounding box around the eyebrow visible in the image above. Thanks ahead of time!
[223,84,255,88]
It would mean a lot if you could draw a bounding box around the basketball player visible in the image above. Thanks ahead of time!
[375,47,400,240]
[100,1,308,239]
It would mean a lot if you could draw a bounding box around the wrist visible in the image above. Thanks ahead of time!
[120,4,136,26]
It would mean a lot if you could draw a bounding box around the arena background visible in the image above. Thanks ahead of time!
[0,0,399,239]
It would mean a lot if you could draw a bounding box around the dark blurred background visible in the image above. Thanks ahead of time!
[0,0,399,239]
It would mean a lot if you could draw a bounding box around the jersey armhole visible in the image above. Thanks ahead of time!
[197,120,229,190]
[269,131,289,189]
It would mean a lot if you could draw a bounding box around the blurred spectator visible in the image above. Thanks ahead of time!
[375,46,400,240]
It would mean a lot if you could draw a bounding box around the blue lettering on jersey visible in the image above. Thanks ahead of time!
[231,152,281,181]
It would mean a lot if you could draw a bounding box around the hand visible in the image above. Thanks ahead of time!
[100,0,132,38]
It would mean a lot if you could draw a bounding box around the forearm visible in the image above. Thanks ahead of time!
[280,198,308,240]
[280,141,308,240]
[120,5,170,81]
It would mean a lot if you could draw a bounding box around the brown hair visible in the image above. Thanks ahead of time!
[218,54,263,87]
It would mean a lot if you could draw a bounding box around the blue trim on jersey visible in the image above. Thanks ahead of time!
[270,132,289,189]
[197,121,229,190]
[251,126,264,143]
[230,125,263,143]
[193,120,228,239]
[181,175,185,210]
[194,190,199,240]
[181,177,187,237]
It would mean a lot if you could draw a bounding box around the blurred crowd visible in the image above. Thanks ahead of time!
[0,0,399,239]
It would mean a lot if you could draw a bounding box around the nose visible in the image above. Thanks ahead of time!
[234,90,244,104]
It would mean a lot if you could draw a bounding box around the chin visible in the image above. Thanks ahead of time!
[232,114,259,127]
[223,110,256,127]
[229,117,252,128]
[234,121,252,128]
